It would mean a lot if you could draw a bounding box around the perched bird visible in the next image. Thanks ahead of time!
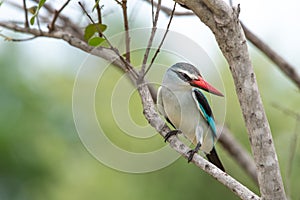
[157,62,225,171]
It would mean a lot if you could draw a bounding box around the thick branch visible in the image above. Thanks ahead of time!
[174,0,286,199]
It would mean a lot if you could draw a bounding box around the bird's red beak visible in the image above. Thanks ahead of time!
[191,77,224,97]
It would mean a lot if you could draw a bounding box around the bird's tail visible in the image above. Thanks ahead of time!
[206,147,225,172]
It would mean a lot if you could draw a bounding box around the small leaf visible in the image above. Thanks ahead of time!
[37,0,47,10]
[30,16,35,25]
[84,23,107,41]
[92,0,101,12]
[0,1,3,7]
[28,0,46,26]
[28,6,38,14]
[88,37,105,47]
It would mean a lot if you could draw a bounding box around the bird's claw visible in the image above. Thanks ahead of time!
[187,149,197,163]
[187,142,201,163]
[164,130,181,142]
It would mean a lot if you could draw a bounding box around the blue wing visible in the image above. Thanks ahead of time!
[191,88,217,138]
[192,88,225,171]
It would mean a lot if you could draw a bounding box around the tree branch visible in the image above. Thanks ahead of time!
[144,2,177,76]
[174,0,286,199]
[22,0,29,28]
[140,0,161,77]
[120,0,131,62]
[31,0,83,39]
[218,125,258,184]
[241,23,300,89]
[95,0,103,25]
[143,0,193,16]
[0,22,128,73]
[48,0,71,32]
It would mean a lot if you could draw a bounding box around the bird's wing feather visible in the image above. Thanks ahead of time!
[192,88,225,171]
[157,86,167,117]
[191,88,217,138]
[157,86,176,129]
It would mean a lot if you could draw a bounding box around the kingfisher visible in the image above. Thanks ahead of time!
[157,62,225,171]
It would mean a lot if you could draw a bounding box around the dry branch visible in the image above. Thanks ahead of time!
[218,125,258,184]
[241,23,300,89]
[173,0,286,199]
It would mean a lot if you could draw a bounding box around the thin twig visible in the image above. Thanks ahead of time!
[121,0,130,62]
[144,2,176,77]
[286,122,299,199]
[36,14,42,33]
[0,33,37,41]
[144,0,193,16]
[48,0,71,32]
[151,0,155,24]
[31,0,82,39]
[78,1,138,79]
[114,0,122,5]
[272,103,300,118]
[140,0,161,78]
[0,22,129,72]
[95,0,102,23]
[94,0,102,37]
[22,0,29,28]
[241,23,300,89]
[78,2,111,45]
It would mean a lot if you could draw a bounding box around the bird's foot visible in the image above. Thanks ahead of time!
[187,142,201,163]
[164,130,181,142]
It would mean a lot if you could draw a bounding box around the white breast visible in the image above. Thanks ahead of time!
[159,86,214,153]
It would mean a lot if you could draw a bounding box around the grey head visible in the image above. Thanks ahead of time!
[163,62,202,89]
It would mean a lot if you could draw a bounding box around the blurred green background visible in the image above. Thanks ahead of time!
[1,1,300,200]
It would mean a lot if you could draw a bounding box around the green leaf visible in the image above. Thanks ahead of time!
[84,23,107,41]
[30,16,35,25]
[0,1,3,7]
[88,37,105,47]
[29,0,46,25]
[37,0,47,10]
[27,6,38,14]
[92,0,101,12]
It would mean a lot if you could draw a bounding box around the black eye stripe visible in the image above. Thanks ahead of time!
[178,71,192,81]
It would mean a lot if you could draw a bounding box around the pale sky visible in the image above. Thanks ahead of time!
[0,0,299,73]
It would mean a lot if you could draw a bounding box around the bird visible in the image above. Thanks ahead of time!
[157,62,225,171]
